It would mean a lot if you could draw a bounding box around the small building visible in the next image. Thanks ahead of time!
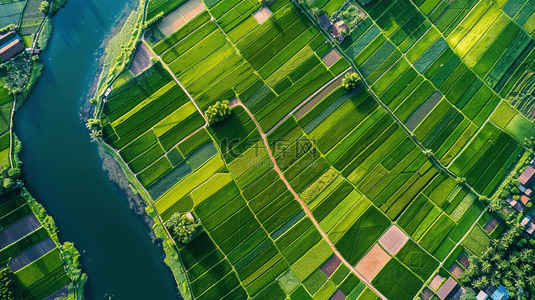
[490,285,509,300]
[519,166,535,187]
[526,188,533,197]
[521,195,530,205]
[437,277,461,300]
[0,39,24,61]
[318,14,332,30]
[525,221,535,235]
[331,21,348,42]
[506,196,524,212]
[484,286,497,296]
[519,185,527,193]
[521,216,535,235]
[356,0,372,5]
[477,291,489,300]
[104,87,112,97]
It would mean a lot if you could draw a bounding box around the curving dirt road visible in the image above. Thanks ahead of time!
[236,100,388,300]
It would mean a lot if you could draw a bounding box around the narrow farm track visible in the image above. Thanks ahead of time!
[400,0,516,169]
[338,51,482,198]
[236,100,389,300]
[8,96,15,168]
[142,39,209,126]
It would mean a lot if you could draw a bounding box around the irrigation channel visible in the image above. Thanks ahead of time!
[13,0,181,299]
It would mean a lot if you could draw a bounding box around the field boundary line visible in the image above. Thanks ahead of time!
[236,100,389,300]
[142,38,209,125]
[98,138,195,299]
[295,0,484,198]
[266,68,350,135]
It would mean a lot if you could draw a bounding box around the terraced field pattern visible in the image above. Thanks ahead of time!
[100,0,535,298]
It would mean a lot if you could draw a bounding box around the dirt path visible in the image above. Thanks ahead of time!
[236,100,388,300]
[8,96,15,168]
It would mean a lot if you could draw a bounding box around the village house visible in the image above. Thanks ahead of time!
[331,21,348,42]
[318,14,332,30]
[519,166,535,187]
[521,216,535,235]
[490,285,509,300]
[477,290,489,300]
[437,277,462,300]
[505,195,524,212]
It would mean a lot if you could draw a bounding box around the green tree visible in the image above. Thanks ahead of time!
[85,118,101,130]
[7,168,21,179]
[166,213,201,244]
[341,72,360,90]
[150,56,159,64]
[460,288,477,300]
[0,267,18,300]
[2,178,14,189]
[39,1,50,14]
[205,100,231,125]
[89,130,102,140]
[489,197,503,212]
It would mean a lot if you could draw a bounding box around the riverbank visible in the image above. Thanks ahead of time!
[0,0,86,298]
[87,0,192,298]
[14,0,181,298]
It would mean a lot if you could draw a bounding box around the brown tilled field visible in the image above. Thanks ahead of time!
[355,244,390,281]
[378,225,409,255]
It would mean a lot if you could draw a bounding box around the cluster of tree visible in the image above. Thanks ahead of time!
[205,100,231,125]
[341,73,360,90]
[86,118,102,140]
[460,221,535,299]
[0,166,21,193]
[165,213,201,244]
[310,7,323,17]
[39,1,50,14]
[0,267,19,300]
[4,53,33,94]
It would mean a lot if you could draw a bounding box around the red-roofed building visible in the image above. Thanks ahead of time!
[519,166,535,187]
[437,277,461,300]
[521,195,530,205]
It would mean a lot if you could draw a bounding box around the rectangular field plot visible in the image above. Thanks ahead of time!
[334,206,390,265]
[449,122,523,195]
[168,142,321,299]
[231,2,339,132]
[94,1,535,299]
[100,62,207,193]
[371,259,423,300]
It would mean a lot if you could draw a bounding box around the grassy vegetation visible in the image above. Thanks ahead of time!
[93,0,535,298]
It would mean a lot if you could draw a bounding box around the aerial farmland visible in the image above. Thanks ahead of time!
[84,0,535,299]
